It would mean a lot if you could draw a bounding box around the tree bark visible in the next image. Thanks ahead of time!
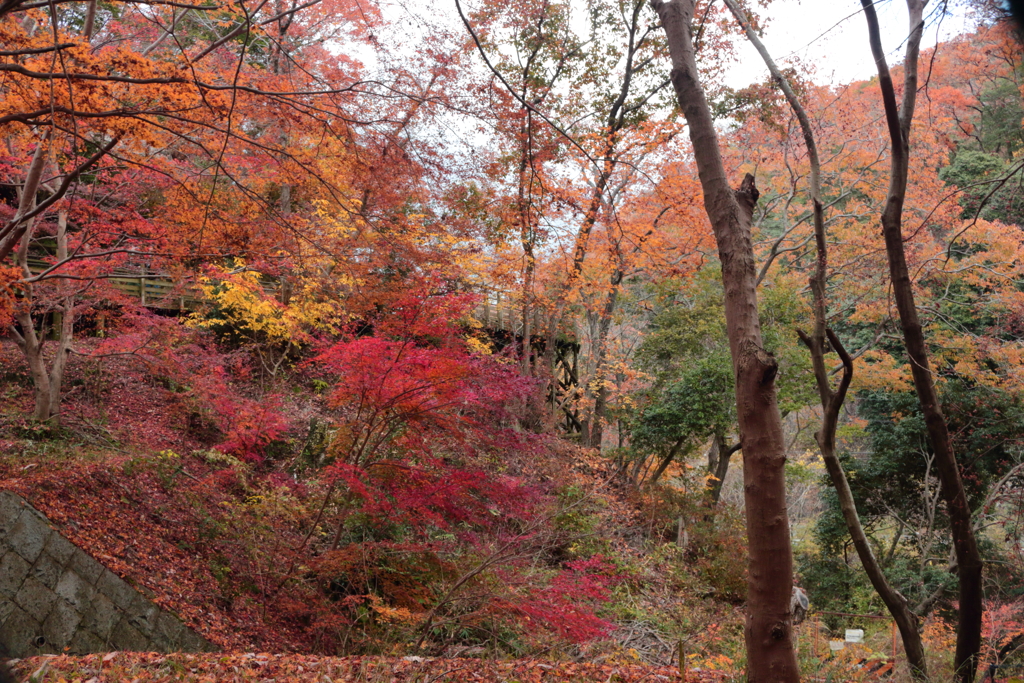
[83,0,97,40]
[648,436,685,486]
[46,210,74,422]
[707,433,739,506]
[11,211,75,425]
[653,1,799,679]
[9,155,53,423]
[583,275,619,448]
[860,2,983,681]
[517,113,538,377]
[585,224,654,448]
[721,1,929,677]
[0,135,47,263]
[13,305,51,422]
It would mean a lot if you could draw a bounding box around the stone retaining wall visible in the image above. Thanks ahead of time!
[0,490,213,658]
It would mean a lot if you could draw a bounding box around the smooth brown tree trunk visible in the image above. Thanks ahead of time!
[722,1,929,677]
[653,1,799,679]
[860,2,983,681]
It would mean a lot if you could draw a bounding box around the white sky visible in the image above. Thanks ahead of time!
[727,0,978,87]
[369,1,980,90]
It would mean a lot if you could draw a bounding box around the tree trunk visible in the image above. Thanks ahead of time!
[722,1,930,677]
[517,117,538,377]
[46,211,74,423]
[0,135,47,263]
[589,381,609,448]
[653,1,799,679]
[9,207,74,426]
[520,296,533,374]
[10,161,54,424]
[707,433,739,506]
[860,2,983,681]
[13,217,52,423]
[83,0,97,39]
[541,140,618,421]
[648,436,685,486]
[583,282,618,448]
[16,309,51,422]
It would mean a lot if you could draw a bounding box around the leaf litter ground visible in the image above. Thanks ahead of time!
[11,652,730,682]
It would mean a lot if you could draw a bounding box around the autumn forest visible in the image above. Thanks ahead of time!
[2,0,1024,681]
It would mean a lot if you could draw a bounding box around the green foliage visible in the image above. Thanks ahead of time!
[629,354,732,458]
[153,449,185,490]
[796,486,884,622]
[578,0,671,127]
[802,380,1024,616]
[546,484,611,563]
[625,269,813,470]
[858,383,1024,514]
[553,484,601,536]
[758,277,817,414]
[975,79,1024,157]
[939,149,1024,225]
[209,553,237,608]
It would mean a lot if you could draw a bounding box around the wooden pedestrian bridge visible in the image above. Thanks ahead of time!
[28,259,557,339]
[23,258,583,431]
[29,256,526,327]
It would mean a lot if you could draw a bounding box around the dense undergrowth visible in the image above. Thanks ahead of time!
[0,296,750,673]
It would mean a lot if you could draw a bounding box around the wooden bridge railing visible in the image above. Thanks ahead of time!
[468,286,579,344]
[24,258,278,311]
[471,288,526,337]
